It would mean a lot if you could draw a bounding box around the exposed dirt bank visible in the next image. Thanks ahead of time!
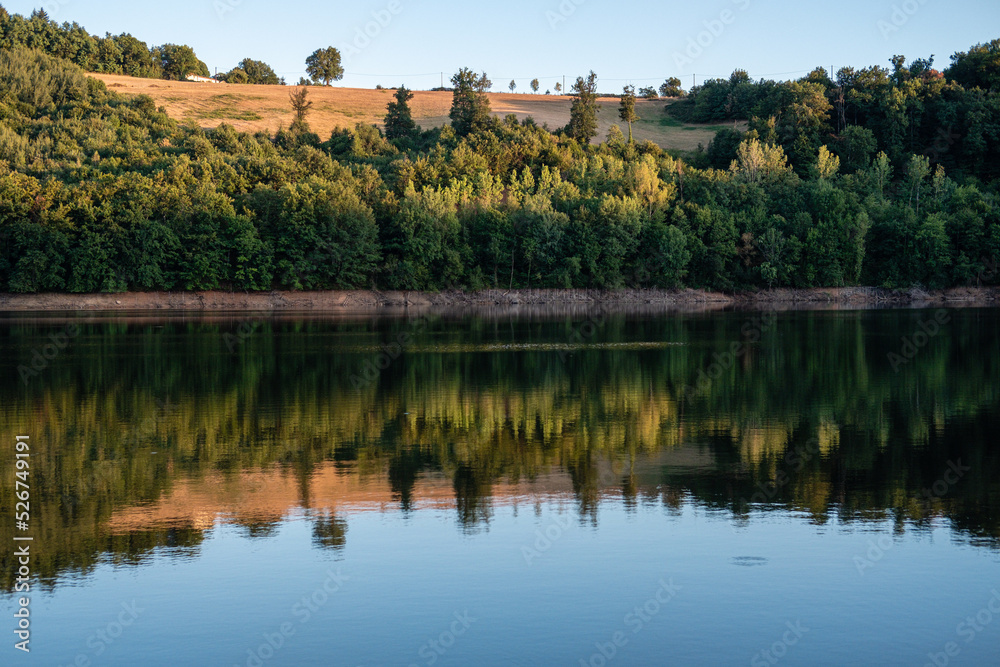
[1,287,998,313]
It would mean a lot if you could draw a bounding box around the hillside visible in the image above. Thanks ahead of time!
[89,73,732,151]
[1,45,997,296]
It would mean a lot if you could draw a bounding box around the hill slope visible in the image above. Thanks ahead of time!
[90,74,731,151]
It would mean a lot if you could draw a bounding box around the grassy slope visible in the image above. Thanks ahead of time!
[91,73,736,151]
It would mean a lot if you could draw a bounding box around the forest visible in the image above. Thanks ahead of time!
[0,5,998,293]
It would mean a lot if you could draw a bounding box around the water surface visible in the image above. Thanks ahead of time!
[1,307,998,666]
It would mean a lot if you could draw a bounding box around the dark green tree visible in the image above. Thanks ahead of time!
[225,68,249,84]
[289,86,313,132]
[305,47,344,86]
[384,86,418,140]
[228,58,280,85]
[156,43,207,80]
[449,68,492,136]
[945,39,1000,90]
[568,70,599,144]
[659,77,684,97]
[836,126,877,172]
[618,85,639,143]
[111,33,152,76]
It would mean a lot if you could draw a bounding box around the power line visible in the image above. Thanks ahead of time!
[344,71,442,78]
[275,67,824,87]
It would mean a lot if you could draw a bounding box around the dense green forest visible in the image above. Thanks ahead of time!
[0,12,998,292]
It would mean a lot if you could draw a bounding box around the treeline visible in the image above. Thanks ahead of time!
[0,6,212,79]
[0,45,998,293]
[0,6,291,84]
[676,45,1000,182]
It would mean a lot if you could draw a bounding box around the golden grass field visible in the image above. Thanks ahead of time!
[91,73,736,151]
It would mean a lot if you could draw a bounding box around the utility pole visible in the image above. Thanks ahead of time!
[441,72,443,89]
[692,73,695,89]
[563,75,565,93]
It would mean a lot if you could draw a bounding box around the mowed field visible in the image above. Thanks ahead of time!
[91,73,736,151]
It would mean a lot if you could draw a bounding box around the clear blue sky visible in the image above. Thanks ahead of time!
[6,0,998,90]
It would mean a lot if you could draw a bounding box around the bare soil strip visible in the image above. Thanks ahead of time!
[1,287,996,313]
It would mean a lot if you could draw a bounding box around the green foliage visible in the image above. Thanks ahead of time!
[568,71,600,144]
[814,145,840,180]
[0,35,999,295]
[384,86,418,141]
[289,86,313,133]
[659,77,684,98]
[222,58,280,85]
[449,68,493,137]
[618,85,639,143]
[706,128,744,169]
[155,43,207,80]
[945,39,1000,90]
[834,125,877,172]
[305,47,344,86]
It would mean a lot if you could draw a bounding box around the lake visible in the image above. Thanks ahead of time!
[1,306,999,666]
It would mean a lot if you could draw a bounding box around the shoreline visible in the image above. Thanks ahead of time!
[1,287,998,313]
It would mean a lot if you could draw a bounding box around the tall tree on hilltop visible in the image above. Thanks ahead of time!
[531,78,540,94]
[659,77,684,97]
[384,85,419,140]
[568,70,599,144]
[618,84,639,143]
[305,47,344,86]
[449,68,492,136]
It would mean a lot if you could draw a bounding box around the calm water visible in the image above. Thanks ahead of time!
[1,306,999,666]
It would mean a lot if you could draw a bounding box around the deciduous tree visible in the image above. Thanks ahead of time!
[305,47,344,86]
[156,43,206,80]
[659,77,684,97]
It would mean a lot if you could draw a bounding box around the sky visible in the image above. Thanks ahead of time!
[5,0,999,91]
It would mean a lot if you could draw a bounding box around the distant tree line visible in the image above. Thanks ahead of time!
[0,5,299,85]
[0,7,211,80]
[675,47,1000,183]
